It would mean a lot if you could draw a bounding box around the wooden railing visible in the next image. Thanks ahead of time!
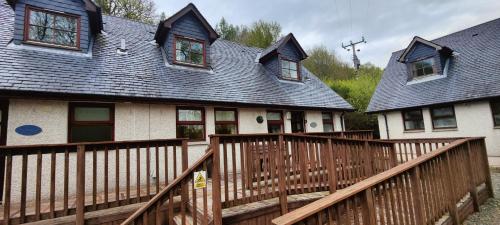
[0,139,187,225]
[306,131,374,140]
[383,138,461,163]
[271,137,493,225]
[121,147,214,225]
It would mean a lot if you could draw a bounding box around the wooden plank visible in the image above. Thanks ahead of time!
[277,134,288,214]
[3,154,12,225]
[50,150,56,218]
[20,153,28,223]
[76,145,86,225]
[35,150,42,220]
[211,137,223,225]
[63,149,69,216]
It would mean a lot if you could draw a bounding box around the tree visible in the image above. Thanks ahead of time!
[303,46,354,80]
[215,18,281,48]
[95,0,157,24]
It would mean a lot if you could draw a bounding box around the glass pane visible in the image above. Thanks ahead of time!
[322,113,332,120]
[176,39,189,50]
[55,30,76,46]
[281,60,289,69]
[493,101,500,126]
[70,125,113,142]
[289,62,298,71]
[268,124,282,134]
[74,107,110,121]
[215,110,236,121]
[423,66,434,75]
[190,52,203,65]
[215,124,237,134]
[494,115,500,126]
[282,69,291,78]
[176,50,187,62]
[30,11,54,27]
[29,26,53,42]
[267,112,281,121]
[404,110,422,120]
[178,109,202,121]
[323,124,334,132]
[176,125,204,140]
[432,107,454,117]
[405,121,424,130]
[290,70,298,79]
[55,16,77,32]
[191,42,203,53]
[433,118,457,129]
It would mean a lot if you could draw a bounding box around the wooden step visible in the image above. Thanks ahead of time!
[173,212,194,225]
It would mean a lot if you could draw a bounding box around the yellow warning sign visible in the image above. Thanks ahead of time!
[193,171,207,189]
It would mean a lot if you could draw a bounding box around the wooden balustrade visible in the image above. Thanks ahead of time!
[271,137,493,225]
[306,131,374,140]
[383,138,461,163]
[0,139,187,225]
[121,148,213,225]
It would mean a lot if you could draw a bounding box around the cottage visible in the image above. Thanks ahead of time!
[0,1,353,147]
[368,19,500,165]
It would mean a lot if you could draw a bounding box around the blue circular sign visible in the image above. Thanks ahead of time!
[15,125,42,136]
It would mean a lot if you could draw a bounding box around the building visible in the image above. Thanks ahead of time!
[0,1,353,150]
[367,18,500,165]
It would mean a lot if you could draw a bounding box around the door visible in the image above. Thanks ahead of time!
[0,100,8,202]
[290,111,305,133]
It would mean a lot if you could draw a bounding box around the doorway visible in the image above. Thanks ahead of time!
[290,111,305,133]
[0,100,8,202]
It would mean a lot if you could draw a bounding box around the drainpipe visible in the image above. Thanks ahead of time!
[340,112,345,132]
[383,113,390,139]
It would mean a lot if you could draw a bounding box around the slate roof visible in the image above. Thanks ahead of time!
[0,2,352,110]
[367,18,500,113]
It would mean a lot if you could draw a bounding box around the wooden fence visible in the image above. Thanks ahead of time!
[0,139,187,225]
[271,137,493,225]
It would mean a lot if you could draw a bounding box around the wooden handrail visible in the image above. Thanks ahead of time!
[120,148,214,225]
[271,137,488,225]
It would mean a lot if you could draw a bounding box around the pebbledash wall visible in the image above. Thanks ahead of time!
[5,99,344,202]
[377,100,500,165]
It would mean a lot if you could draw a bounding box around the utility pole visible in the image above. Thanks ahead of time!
[342,36,367,71]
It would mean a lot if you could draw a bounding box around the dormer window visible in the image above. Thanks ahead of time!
[174,37,205,66]
[281,59,300,80]
[24,6,80,49]
[412,58,435,77]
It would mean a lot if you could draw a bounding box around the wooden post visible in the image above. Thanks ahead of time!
[326,139,337,193]
[181,140,189,224]
[479,139,494,198]
[465,141,480,212]
[76,145,86,225]
[211,137,223,225]
[277,134,288,214]
[444,151,459,225]
[415,144,422,157]
[364,141,373,177]
[410,166,425,225]
[362,188,377,225]
[3,154,12,225]
[390,143,398,167]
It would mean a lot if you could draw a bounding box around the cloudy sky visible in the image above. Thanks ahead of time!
[155,0,500,67]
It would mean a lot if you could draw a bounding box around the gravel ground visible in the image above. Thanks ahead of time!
[463,171,500,225]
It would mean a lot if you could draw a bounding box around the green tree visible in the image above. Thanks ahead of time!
[215,18,281,48]
[303,46,355,80]
[95,0,157,24]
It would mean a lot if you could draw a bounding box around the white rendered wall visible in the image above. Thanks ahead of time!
[377,101,500,165]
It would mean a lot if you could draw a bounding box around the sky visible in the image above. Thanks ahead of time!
[154,0,500,68]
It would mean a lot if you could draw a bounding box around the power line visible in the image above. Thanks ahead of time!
[342,36,367,71]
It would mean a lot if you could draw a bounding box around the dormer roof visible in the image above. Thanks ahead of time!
[259,33,308,63]
[398,36,452,62]
[154,3,219,45]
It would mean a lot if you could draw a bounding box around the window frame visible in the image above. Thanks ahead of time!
[322,112,335,132]
[280,57,301,81]
[176,106,206,141]
[24,5,81,50]
[491,99,500,127]
[267,110,284,133]
[411,57,436,78]
[430,105,457,130]
[214,108,239,134]
[68,102,115,143]
[173,35,207,68]
[402,109,425,131]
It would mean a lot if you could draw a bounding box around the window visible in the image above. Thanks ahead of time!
[281,59,299,80]
[322,112,334,132]
[174,37,205,66]
[430,106,457,129]
[69,103,114,143]
[176,107,205,141]
[491,100,500,127]
[412,58,435,77]
[25,6,80,48]
[267,111,283,133]
[402,109,425,131]
[215,109,238,134]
